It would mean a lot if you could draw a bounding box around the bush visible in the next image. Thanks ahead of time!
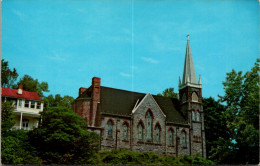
[99,149,214,165]
[2,130,42,164]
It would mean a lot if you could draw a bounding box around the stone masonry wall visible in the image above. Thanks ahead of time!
[100,116,131,150]
[132,94,166,154]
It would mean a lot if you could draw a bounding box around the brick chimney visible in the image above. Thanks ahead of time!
[18,85,23,94]
[79,87,87,96]
[90,77,101,126]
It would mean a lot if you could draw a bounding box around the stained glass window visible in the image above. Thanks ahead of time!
[108,120,113,138]
[138,123,143,141]
[146,112,152,142]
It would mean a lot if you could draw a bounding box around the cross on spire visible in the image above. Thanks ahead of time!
[186,33,190,40]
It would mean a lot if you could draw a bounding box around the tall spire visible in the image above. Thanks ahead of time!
[182,34,197,85]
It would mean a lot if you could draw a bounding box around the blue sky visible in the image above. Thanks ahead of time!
[2,0,259,99]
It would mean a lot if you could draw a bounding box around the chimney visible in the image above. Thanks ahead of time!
[90,77,101,126]
[79,87,87,96]
[18,85,23,94]
[92,77,101,102]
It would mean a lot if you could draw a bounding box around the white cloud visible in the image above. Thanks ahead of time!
[141,57,159,64]
[130,65,138,70]
[120,72,132,78]
[46,51,68,61]
[12,10,25,20]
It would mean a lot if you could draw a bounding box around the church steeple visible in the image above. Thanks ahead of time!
[182,34,197,85]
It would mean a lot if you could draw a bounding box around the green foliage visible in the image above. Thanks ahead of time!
[15,74,49,97]
[2,130,42,164]
[1,101,15,135]
[217,58,259,164]
[44,94,74,108]
[1,59,19,88]
[203,97,232,163]
[29,107,100,164]
[99,149,214,165]
[157,88,178,98]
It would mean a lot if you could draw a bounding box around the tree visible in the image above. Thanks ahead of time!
[157,88,178,98]
[1,59,19,88]
[44,94,74,108]
[203,97,233,164]
[15,75,49,97]
[218,58,259,164]
[29,107,100,164]
[1,101,15,135]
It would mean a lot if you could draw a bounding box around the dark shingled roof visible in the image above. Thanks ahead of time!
[99,86,187,124]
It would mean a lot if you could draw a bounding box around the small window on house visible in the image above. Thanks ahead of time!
[155,125,161,144]
[196,112,200,121]
[31,101,35,108]
[11,100,17,107]
[18,99,22,107]
[24,100,29,108]
[22,119,29,129]
[192,111,195,121]
[108,120,113,138]
[169,129,174,146]
[138,123,143,141]
[123,123,128,140]
[37,102,41,109]
[181,131,187,147]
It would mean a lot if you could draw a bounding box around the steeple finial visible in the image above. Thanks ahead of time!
[181,34,197,85]
[198,75,202,84]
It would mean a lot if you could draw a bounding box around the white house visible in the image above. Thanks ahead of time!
[1,85,44,130]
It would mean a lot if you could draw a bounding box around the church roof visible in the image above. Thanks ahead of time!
[182,37,197,85]
[99,86,187,124]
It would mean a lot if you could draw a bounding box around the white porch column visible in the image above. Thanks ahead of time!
[19,112,23,129]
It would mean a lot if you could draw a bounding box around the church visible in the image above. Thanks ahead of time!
[72,36,206,157]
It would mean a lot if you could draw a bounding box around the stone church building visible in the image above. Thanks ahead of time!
[72,37,206,157]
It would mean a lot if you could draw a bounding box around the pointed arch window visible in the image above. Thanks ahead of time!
[107,120,113,138]
[192,111,195,121]
[155,125,161,144]
[169,129,174,146]
[181,130,187,147]
[196,112,200,121]
[146,111,153,142]
[191,92,198,102]
[123,123,128,140]
[138,123,143,141]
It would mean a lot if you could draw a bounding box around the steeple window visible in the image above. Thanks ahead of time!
[196,112,200,121]
[192,111,195,121]
[191,92,198,102]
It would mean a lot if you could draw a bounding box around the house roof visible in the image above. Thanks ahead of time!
[99,86,187,124]
[1,87,43,101]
